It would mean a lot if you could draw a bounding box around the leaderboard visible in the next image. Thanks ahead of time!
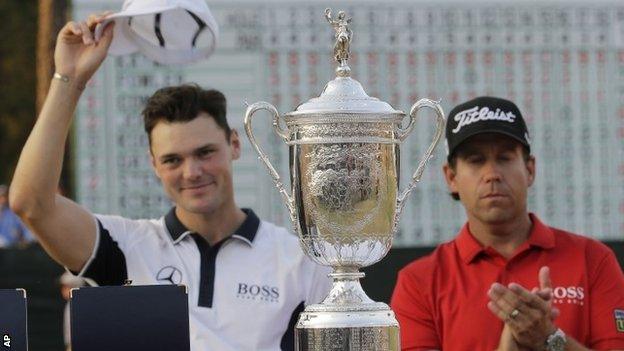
[74,0,624,246]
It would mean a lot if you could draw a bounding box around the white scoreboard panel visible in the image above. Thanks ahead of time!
[74,0,624,246]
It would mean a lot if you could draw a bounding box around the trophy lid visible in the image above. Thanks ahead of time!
[285,9,403,118]
[289,76,402,115]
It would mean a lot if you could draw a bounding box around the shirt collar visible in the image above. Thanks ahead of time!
[164,208,260,246]
[456,213,555,264]
[524,213,555,249]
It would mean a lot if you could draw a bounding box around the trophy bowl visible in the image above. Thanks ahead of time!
[292,116,399,268]
[244,9,446,351]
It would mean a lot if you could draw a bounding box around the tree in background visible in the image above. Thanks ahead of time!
[37,0,69,112]
[37,0,72,197]
[0,0,72,196]
[0,1,37,186]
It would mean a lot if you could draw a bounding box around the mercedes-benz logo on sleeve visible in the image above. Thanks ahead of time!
[156,266,183,285]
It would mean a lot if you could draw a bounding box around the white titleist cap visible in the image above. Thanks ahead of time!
[94,0,219,65]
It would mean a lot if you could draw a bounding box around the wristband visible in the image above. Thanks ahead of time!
[53,72,70,83]
[53,72,84,90]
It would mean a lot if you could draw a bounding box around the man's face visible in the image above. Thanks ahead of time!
[443,133,535,225]
[149,113,240,215]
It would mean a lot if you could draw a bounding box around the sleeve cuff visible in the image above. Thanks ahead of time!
[65,215,101,278]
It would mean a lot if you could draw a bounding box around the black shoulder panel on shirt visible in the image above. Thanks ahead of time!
[280,301,304,351]
[82,219,128,286]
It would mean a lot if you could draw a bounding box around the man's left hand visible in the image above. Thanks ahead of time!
[495,323,531,351]
[488,282,557,350]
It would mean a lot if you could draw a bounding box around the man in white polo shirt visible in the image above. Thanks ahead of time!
[10,14,331,351]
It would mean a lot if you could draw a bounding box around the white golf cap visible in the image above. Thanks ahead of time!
[94,0,219,65]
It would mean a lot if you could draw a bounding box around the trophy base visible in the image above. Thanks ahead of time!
[295,307,399,351]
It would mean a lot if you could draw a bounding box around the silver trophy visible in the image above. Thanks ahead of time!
[245,9,445,351]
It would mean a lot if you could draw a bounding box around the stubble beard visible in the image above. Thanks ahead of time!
[473,199,518,225]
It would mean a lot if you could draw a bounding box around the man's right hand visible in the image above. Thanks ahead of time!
[10,12,117,272]
[54,13,114,88]
[531,267,559,320]
[488,267,561,350]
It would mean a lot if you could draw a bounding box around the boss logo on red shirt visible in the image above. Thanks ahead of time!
[552,286,585,305]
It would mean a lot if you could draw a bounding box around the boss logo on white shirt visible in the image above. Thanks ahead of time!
[452,106,517,134]
[237,283,279,303]
[156,266,183,285]
[552,286,585,306]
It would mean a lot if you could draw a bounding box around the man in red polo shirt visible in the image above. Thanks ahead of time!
[391,96,624,351]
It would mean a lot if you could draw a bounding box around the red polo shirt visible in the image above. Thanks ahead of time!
[391,214,624,351]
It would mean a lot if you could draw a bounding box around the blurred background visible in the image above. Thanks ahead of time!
[1,0,623,349]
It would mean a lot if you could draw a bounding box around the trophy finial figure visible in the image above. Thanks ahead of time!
[325,8,353,76]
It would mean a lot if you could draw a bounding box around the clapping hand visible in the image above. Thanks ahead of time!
[488,267,559,350]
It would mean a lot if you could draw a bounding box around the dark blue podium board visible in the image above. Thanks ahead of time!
[70,285,189,351]
[0,289,28,351]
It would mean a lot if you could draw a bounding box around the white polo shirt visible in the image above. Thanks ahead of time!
[74,208,332,351]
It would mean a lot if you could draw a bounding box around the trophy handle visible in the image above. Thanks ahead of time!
[244,102,297,224]
[394,99,446,232]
